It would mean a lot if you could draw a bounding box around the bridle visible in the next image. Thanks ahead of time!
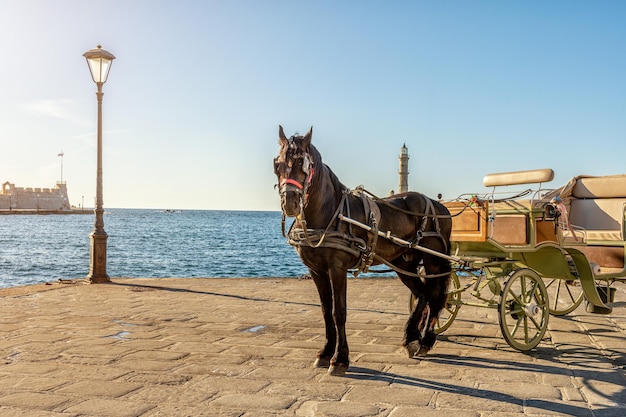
[275,138,315,218]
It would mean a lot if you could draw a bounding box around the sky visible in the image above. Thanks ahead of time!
[0,1,624,211]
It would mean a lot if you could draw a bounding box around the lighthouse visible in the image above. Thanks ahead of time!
[398,143,409,194]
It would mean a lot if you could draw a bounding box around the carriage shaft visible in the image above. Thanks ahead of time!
[338,214,461,263]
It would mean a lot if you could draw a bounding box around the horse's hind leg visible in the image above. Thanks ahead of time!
[420,255,451,355]
[397,260,429,358]
[310,270,336,369]
[402,285,430,358]
[421,285,447,353]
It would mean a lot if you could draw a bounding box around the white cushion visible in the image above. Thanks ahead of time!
[572,175,626,198]
[567,199,625,240]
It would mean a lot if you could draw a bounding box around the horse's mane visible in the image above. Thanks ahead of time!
[307,143,347,193]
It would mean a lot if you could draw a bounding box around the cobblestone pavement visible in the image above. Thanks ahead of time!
[0,277,624,416]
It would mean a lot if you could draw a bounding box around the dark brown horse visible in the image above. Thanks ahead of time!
[273,126,451,375]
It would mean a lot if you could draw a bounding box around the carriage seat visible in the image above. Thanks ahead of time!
[483,169,554,245]
[447,169,555,244]
[565,175,626,242]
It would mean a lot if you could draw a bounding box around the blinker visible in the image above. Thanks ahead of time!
[302,154,310,175]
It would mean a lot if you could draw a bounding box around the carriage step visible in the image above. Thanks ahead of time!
[585,286,615,314]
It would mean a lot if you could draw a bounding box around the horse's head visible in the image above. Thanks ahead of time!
[274,125,315,217]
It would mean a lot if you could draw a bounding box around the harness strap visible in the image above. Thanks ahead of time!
[288,229,364,258]
[291,190,349,249]
[344,191,353,235]
[414,197,448,254]
[285,186,450,279]
[357,187,452,219]
[355,192,381,274]
[373,254,450,279]
[286,188,381,275]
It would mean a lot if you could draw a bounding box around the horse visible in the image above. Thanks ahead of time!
[273,125,452,375]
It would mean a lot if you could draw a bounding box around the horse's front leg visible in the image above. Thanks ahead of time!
[310,270,336,369]
[328,268,349,375]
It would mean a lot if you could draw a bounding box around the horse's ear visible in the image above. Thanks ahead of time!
[302,126,313,149]
[278,125,288,145]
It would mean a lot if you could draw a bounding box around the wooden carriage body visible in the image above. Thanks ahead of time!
[443,169,626,315]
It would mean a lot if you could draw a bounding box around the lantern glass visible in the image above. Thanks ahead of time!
[83,45,115,84]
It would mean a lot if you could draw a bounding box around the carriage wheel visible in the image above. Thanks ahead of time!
[544,278,584,316]
[408,269,461,335]
[498,268,549,351]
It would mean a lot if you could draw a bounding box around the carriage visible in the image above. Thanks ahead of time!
[409,169,626,351]
[275,126,625,374]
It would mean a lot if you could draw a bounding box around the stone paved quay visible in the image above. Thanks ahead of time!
[0,277,625,417]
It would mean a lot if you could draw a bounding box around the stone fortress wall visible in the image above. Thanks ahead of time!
[0,181,71,211]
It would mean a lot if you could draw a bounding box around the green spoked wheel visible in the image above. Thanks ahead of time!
[544,277,584,316]
[498,268,549,351]
[408,270,461,335]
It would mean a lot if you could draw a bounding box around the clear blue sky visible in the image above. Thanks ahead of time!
[1,1,624,211]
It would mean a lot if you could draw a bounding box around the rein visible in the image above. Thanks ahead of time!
[372,254,450,278]
[285,189,378,273]
[288,189,349,247]
[276,139,449,279]
[284,186,448,279]
[357,187,452,219]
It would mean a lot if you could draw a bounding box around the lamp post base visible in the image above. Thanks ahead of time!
[86,229,110,283]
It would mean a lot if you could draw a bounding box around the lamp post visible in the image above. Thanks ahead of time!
[83,45,115,283]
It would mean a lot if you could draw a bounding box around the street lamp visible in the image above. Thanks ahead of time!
[83,45,115,283]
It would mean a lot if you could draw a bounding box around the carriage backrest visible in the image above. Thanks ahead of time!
[483,168,554,187]
[569,200,625,232]
[567,175,626,241]
[571,175,626,199]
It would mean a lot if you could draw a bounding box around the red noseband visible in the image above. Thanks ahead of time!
[280,178,304,190]
[279,167,315,192]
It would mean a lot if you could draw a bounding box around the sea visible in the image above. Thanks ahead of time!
[0,209,312,289]
[0,209,394,289]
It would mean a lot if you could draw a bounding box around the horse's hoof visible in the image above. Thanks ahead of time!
[416,345,430,357]
[328,363,349,376]
[404,341,429,358]
[314,357,331,368]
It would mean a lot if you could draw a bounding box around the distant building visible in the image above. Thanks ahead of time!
[1,181,71,211]
[398,143,409,194]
